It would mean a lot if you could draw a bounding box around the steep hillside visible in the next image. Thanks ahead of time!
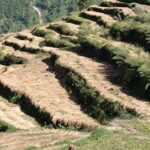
[0,0,150,149]
[0,0,103,34]
[0,0,38,34]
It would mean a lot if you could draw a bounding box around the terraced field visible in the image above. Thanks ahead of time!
[0,0,150,149]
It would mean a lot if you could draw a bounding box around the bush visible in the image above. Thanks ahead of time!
[0,54,26,66]
[16,34,33,42]
[109,21,150,51]
[64,15,89,25]
[48,23,75,36]
[0,120,17,132]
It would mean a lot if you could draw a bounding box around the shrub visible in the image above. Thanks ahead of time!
[16,34,33,42]
[48,23,75,36]
[0,54,26,66]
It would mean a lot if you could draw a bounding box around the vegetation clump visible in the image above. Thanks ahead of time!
[109,21,150,51]
[43,33,75,48]
[48,23,76,36]
[64,15,89,25]
[32,27,47,37]
[16,34,33,42]
[0,54,26,66]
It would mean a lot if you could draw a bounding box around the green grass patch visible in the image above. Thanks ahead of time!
[0,120,17,132]
[61,119,150,150]
[132,13,150,23]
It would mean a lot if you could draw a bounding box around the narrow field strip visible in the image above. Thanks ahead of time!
[0,96,37,129]
[80,10,117,26]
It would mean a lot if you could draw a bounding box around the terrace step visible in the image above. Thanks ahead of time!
[0,42,99,129]
[3,33,150,118]
[81,10,117,26]
[0,96,37,129]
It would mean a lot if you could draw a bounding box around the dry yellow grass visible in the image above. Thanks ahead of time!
[0,96,37,129]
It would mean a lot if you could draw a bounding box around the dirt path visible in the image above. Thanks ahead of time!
[0,96,37,129]
[0,128,87,150]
